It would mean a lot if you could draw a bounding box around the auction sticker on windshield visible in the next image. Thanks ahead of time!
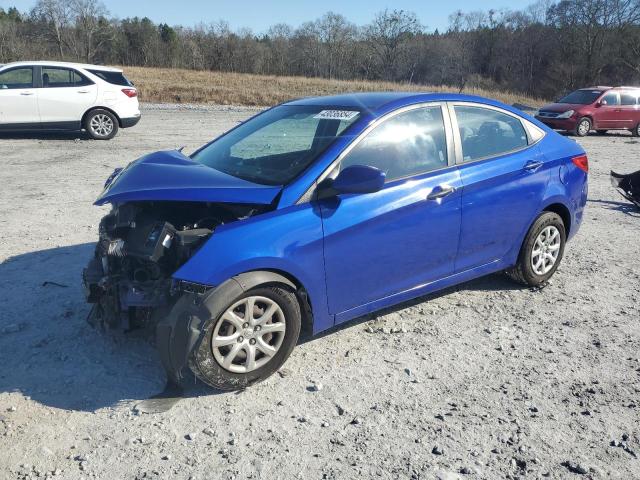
[314,110,360,120]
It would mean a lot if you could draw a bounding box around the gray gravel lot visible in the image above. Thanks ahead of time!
[0,105,639,480]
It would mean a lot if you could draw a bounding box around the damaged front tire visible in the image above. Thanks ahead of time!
[190,286,300,390]
[157,275,301,391]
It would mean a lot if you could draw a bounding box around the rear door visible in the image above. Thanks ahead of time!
[0,66,39,126]
[36,66,98,125]
[450,103,549,272]
[618,90,640,129]
[321,104,462,316]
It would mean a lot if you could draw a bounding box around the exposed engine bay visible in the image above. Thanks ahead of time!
[83,200,269,331]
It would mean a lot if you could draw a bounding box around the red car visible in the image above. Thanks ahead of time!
[536,86,640,137]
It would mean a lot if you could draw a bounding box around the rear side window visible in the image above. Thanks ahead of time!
[454,105,529,162]
[42,67,93,88]
[620,92,638,105]
[601,92,620,106]
[87,69,132,86]
[340,105,448,182]
[0,67,33,89]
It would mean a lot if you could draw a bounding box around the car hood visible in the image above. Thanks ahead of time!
[95,150,282,206]
[538,103,585,113]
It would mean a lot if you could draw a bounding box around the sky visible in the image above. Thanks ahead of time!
[2,0,536,33]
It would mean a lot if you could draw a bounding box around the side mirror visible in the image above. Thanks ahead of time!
[317,165,385,199]
[597,100,606,107]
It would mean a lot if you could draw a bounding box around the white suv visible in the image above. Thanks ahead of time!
[0,61,140,140]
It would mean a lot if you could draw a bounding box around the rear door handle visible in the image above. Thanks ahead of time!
[77,90,90,93]
[20,91,34,96]
[524,160,543,171]
[427,185,455,200]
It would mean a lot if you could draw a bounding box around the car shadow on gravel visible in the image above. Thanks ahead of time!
[0,131,90,141]
[0,243,530,412]
[587,198,640,216]
[300,272,524,345]
[0,243,181,412]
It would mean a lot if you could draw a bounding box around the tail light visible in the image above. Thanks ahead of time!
[121,88,137,98]
[572,154,588,173]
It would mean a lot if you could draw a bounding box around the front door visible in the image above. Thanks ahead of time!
[0,66,39,126]
[593,91,623,129]
[450,103,550,272]
[36,66,98,125]
[320,104,461,317]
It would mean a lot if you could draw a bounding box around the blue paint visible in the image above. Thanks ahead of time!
[98,93,588,335]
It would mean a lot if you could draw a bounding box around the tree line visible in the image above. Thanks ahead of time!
[1,0,639,99]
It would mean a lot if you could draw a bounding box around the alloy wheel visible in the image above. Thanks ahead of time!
[578,120,590,136]
[211,296,286,373]
[531,225,561,275]
[90,114,114,138]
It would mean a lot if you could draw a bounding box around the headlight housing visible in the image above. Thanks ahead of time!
[556,110,575,119]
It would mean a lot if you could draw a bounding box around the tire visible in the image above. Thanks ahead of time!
[84,109,119,140]
[596,129,607,135]
[506,212,566,287]
[632,124,640,137]
[574,117,591,137]
[189,286,301,391]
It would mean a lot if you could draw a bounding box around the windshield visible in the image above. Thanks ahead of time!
[558,89,603,105]
[191,105,361,185]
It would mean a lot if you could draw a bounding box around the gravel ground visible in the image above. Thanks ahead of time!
[0,105,639,480]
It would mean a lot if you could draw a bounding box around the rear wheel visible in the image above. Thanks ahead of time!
[189,286,301,390]
[575,117,591,137]
[84,109,119,140]
[632,123,640,137]
[506,212,566,287]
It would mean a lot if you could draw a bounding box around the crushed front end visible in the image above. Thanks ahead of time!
[83,200,261,331]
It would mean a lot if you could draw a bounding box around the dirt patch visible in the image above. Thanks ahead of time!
[0,108,638,479]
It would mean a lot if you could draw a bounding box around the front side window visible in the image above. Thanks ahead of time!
[42,67,92,88]
[0,68,33,89]
[192,105,361,185]
[620,91,638,106]
[601,92,620,106]
[340,106,448,182]
[455,105,528,162]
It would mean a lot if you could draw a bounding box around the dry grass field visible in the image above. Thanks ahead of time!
[122,66,547,107]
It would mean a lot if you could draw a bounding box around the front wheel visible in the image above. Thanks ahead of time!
[189,286,301,390]
[506,212,566,287]
[84,109,119,140]
[575,117,591,137]
[632,123,640,137]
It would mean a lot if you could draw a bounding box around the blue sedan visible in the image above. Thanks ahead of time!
[85,92,588,390]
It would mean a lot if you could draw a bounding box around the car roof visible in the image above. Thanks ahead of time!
[284,91,524,116]
[0,61,122,72]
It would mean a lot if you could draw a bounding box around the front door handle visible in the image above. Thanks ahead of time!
[524,160,543,171]
[20,91,34,96]
[427,185,456,200]
[77,90,90,93]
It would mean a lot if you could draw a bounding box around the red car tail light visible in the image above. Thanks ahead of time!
[121,88,137,98]
[572,154,588,173]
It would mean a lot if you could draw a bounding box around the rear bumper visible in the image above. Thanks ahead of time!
[121,115,141,128]
[535,116,576,131]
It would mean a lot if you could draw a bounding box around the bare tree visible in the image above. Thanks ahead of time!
[32,0,71,58]
[365,9,422,81]
[68,0,111,63]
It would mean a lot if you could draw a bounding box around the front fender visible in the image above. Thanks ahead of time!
[173,202,333,333]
